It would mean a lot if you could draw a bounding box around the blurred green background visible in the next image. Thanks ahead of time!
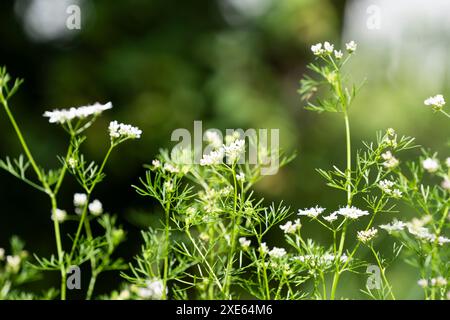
[1,0,449,299]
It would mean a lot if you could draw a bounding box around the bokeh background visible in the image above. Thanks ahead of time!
[1,0,449,299]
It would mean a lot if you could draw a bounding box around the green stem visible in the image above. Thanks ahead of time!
[0,98,47,188]
[370,245,395,300]
[162,200,170,300]
[223,168,239,298]
[50,195,66,300]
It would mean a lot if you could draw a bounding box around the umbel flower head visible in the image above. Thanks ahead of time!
[44,102,112,128]
[310,40,357,57]
[424,94,445,111]
[109,121,142,144]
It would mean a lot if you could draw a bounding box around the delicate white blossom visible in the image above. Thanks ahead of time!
[381,151,399,169]
[73,193,87,207]
[446,157,450,168]
[259,242,268,254]
[67,157,77,169]
[323,212,338,222]
[6,255,21,273]
[357,228,378,243]
[137,278,165,300]
[236,171,245,182]
[334,206,369,219]
[200,149,224,166]
[298,206,325,218]
[417,279,428,288]
[431,277,447,287]
[44,102,112,124]
[422,158,439,173]
[152,159,161,168]
[88,199,103,216]
[380,220,406,233]
[378,179,402,198]
[334,50,343,59]
[239,237,251,249]
[279,219,301,234]
[205,130,222,149]
[109,121,142,140]
[424,94,445,110]
[442,177,450,190]
[224,139,245,163]
[268,247,287,259]
[51,208,67,223]
[345,40,357,53]
[324,41,334,54]
[311,43,324,55]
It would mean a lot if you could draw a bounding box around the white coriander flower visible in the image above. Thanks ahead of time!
[73,193,87,207]
[422,158,439,173]
[109,121,142,140]
[152,159,161,168]
[260,242,268,254]
[431,277,447,287]
[6,255,21,273]
[51,208,67,223]
[298,206,325,218]
[323,41,334,54]
[224,139,245,163]
[381,151,399,169]
[446,157,450,168]
[392,189,403,198]
[268,247,287,259]
[334,50,343,59]
[441,177,450,190]
[239,237,251,250]
[323,212,338,222]
[379,179,395,193]
[279,219,301,234]
[311,43,324,55]
[407,223,433,241]
[137,278,165,300]
[163,163,179,173]
[357,228,378,243]
[437,236,450,245]
[0,248,4,260]
[200,148,224,166]
[345,40,357,53]
[424,94,445,110]
[236,171,245,182]
[88,199,103,216]
[380,220,406,233]
[417,279,428,288]
[205,130,222,149]
[164,181,174,193]
[67,157,77,169]
[44,102,112,124]
[335,206,369,219]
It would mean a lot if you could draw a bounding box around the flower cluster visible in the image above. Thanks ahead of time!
[422,158,439,173]
[310,40,356,58]
[424,94,445,110]
[381,151,399,169]
[279,219,301,234]
[297,206,325,218]
[136,278,165,300]
[109,121,142,141]
[43,102,112,124]
[378,179,402,198]
[357,228,378,243]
